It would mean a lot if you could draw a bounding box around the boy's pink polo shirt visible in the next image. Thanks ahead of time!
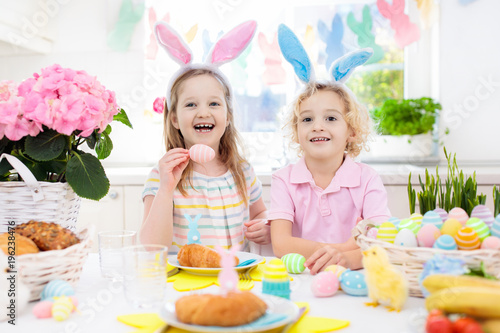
[269,155,390,244]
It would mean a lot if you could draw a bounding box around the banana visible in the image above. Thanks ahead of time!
[422,274,500,294]
[426,286,500,319]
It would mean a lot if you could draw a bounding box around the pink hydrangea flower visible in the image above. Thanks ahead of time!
[153,97,166,114]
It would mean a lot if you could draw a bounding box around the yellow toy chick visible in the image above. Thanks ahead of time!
[362,245,408,312]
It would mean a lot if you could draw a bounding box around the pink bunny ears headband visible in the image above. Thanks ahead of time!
[154,20,257,110]
[277,24,373,86]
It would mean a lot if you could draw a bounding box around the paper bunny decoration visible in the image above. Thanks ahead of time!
[185,213,202,244]
[277,24,373,85]
[154,20,257,110]
[215,244,240,294]
[146,8,170,60]
[107,0,145,52]
[377,0,421,48]
[346,6,384,64]
[318,14,345,69]
[258,32,286,85]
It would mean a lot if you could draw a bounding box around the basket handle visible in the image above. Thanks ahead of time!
[352,219,377,241]
[0,153,44,201]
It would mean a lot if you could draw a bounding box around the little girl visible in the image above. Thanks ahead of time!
[141,21,269,252]
[270,25,390,273]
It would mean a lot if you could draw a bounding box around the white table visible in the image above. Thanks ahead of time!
[5,254,427,333]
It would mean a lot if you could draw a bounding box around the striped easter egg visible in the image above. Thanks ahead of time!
[263,258,289,282]
[433,234,458,250]
[41,280,75,301]
[471,205,495,228]
[281,253,306,274]
[398,218,421,235]
[387,216,401,229]
[448,207,469,226]
[466,217,490,241]
[376,222,398,243]
[422,211,443,229]
[51,296,74,321]
[433,207,448,222]
[441,218,462,238]
[410,213,423,226]
[455,227,480,250]
[492,215,500,238]
[189,144,215,163]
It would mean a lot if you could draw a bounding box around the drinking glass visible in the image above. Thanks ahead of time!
[98,230,137,280]
[122,244,168,308]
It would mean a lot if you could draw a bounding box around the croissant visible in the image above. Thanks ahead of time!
[175,291,267,326]
[177,244,239,268]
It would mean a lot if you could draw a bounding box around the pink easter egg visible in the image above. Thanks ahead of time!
[416,224,441,247]
[311,271,339,297]
[189,144,215,163]
[471,205,495,228]
[481,236,500,250]
[33,300,54,319]
[367,227,378,239]
[448,207,469,226]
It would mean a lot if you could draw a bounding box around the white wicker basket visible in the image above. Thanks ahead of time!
[0,154,80,232]
[17,225,94,301]
[353,219,500,298]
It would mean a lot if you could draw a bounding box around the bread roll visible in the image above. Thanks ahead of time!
[177,244,239,268]
[15,221,80,251]
[175,291,267,326]
[0,232,39,255]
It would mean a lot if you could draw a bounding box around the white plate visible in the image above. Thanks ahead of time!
[160,293,299,333]
[168,251,264,276]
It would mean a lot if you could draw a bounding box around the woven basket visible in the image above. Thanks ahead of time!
[353,219,500,298]
[17,225,94,301]
[0,154,80,232]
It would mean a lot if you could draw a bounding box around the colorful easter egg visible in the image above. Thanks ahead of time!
[440,218,463,238]
[492,215,500,238]
[410,213,423,226]
[433,234,458,250]
[387,216,401,228]
[188,144,215,163]
[448,207,469,226]
[41,280,75,301]
[51,296,75,321]
[466,217,490,241]
[311,271,339,297]
[481,236,500,250]
[376,222,398,243]
[471,205,495,228]
[325,265,347,278]
[455,227,480,250]
[422,211,443,229]
[433,207,448,222]
[281,253,306,274]
[398,218,421,235]
[33,300,54,319]
[339,270,368,296]
[367,227,378,239]
[393,229,418,247]
[417,224,441,247]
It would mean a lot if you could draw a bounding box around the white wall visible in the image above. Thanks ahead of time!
[1,0,499,167]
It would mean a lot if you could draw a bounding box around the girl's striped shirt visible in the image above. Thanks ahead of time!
[142,162,262,253]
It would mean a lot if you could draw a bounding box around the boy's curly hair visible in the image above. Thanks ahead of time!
[284,82,372,157]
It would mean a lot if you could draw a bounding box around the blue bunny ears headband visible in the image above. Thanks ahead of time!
[154,20,257,110]
[277,24,373,86]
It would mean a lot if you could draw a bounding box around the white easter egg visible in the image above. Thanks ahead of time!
[393,229,418,247]
[189,144,215,163]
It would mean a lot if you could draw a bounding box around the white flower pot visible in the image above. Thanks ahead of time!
[365,133,434,159]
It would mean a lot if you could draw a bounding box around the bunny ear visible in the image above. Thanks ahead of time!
[206,20,257,67]
[277,24,314,83]
[230,244,241,253]
[214,245,224,256]
[154,21,193,66]
[329,48,373,83]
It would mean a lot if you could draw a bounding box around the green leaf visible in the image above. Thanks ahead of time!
[25,129,66,161]
[96,131,113,159]
[113,109,133,129]
[66,152,110,200]
[12,153,47,181]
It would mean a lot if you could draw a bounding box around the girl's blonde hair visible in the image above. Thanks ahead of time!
[284,82,371,157]
[164,68,249,203]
